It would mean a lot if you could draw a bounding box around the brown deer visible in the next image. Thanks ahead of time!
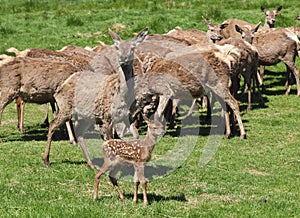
[43,28,148,169]
[6,47,96,143]
[221,5,282,39]
[252,28,300,95]
[261,5,282,28]
[134,38,258,139]
[166,20,227,44]
[93,114,165,205]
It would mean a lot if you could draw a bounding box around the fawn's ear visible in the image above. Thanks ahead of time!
[235,24,243,35]
[109,28,122,46]
[261,6,267,14]
[133,27,148,46]
[204,19,212,29]
[219,22,228,30]
[252,22,261,34]
[275,5,282,15]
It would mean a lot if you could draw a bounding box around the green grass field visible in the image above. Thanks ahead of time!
[1,1,300,217]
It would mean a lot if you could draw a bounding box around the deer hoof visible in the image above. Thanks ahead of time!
[239,134,246,140]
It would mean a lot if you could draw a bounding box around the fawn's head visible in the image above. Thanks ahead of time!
[142,114,165,137]
[261,5,282,28]
[109,27,148,66]
[204,19,227,43]
[234,22,260,44]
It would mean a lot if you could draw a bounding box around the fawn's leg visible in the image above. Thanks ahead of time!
[109,165,124,201]
[134,163,148,205]
[94,163,110,201]
[133,169,140,204]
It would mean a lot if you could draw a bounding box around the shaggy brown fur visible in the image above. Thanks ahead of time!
[252,28,300,95]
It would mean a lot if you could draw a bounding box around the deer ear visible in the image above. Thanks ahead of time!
[204,19,212,28]
[235,25,243,34]
[219,23,228,30]
[275,5,282,15]
[261,6,267,14]
[133,27,148,46]
[109,28,122,45]
[252,22,261,33]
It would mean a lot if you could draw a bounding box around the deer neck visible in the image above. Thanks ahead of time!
[143,130,157,149]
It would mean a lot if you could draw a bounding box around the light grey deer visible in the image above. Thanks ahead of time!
[93,114,165,205]
[43,28,148,169]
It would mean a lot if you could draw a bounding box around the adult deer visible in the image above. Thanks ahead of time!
[43,28,148,169]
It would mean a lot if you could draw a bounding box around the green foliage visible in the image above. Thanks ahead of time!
[66,15,84,27]
[0,0,300,217]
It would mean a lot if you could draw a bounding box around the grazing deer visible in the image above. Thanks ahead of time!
[93,114,165,205]
[5,46,96,142]
[43,28,148,169]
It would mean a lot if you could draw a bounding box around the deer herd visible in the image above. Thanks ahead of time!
[1,6,300,205]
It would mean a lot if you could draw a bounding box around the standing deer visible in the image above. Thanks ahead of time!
[43,28,148,169]
[220,5,282,39]
[93,114,165,205]
[252,28,300,95]
[6,47,96,143]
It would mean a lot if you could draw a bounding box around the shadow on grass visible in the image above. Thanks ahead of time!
[262,69,298,95]
[0,124,71,142]
[124,192,187,204]
[92,158,174,181]
[97,192,187,204]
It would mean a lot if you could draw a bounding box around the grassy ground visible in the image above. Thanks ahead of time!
[1,1,300,217]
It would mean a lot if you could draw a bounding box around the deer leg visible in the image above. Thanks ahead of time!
[168,99,179,130]
[289,62,300,96]
[259,65,266,93]
[134,163,148,205]
[214,88,245,139]
[133,168,139,204]
[154,95,171,122]
[225,94,245,139]
[285,64,293,95]
[133,181,140,204]
[94,162,110,201]
[0,90,17,126]
[223,107,231,139]
[16,97,25,133]
[66,121,76,145]
[109,165,124,201]
[43,114,71,167]
[186,98,197,117]
[75,119,95,169]
[42,103,50,127]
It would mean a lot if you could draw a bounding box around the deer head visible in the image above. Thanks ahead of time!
[235,22,261,44]
[142,113,165,138]
[261,5,282,28]
[204,19,228,43]
[109,28,148,67]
